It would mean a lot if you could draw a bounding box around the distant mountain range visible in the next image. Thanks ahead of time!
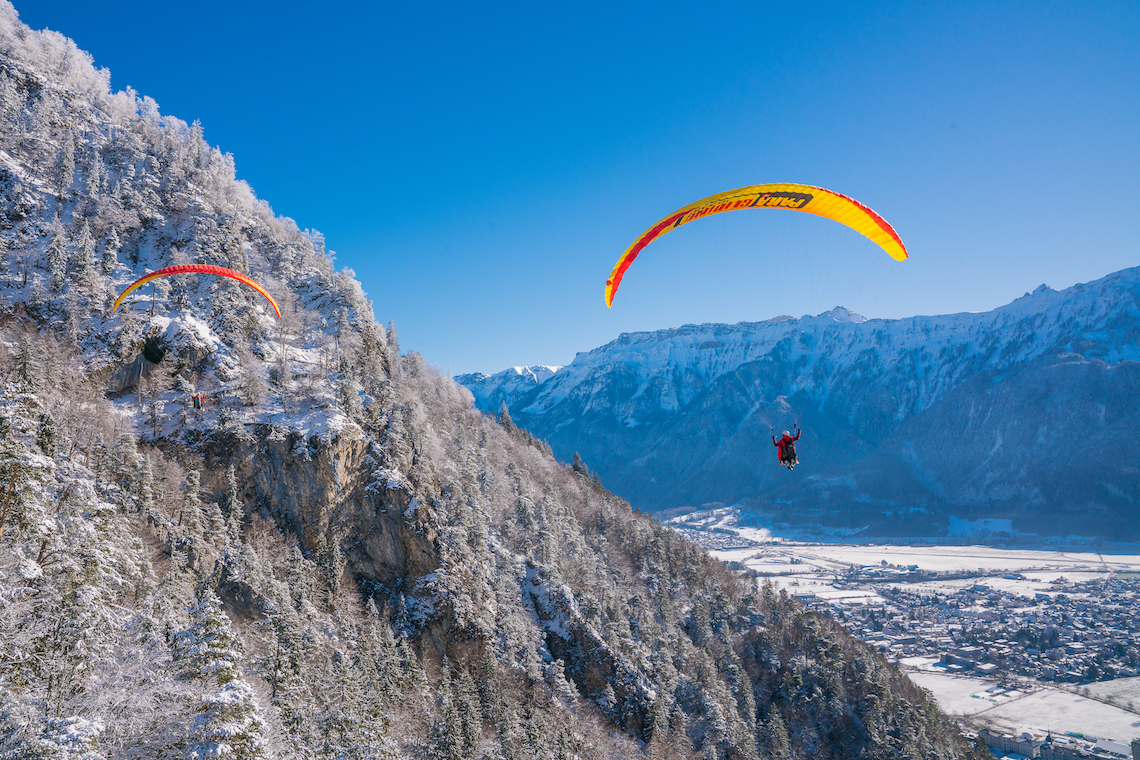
[458,268,1140,541]
[460,364,562,413]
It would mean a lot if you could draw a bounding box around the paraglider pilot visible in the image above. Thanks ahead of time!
[772,426,801,469]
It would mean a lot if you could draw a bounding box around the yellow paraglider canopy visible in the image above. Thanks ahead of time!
[605,183,908,307]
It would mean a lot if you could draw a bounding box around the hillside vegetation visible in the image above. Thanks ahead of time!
[0,4,986,758]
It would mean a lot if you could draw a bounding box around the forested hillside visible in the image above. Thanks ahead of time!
[0,4,987,758]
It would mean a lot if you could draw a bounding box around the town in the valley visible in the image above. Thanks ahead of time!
[668,507,1140,760]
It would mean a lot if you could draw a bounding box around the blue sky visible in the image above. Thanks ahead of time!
[20,0,1140,375]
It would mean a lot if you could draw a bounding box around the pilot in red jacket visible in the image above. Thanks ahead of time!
[772,428,800,463]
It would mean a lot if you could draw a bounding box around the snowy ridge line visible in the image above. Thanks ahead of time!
[480,266,1140,420]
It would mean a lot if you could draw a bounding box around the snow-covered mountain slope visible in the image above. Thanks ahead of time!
[0,5,982,758]
[462,270,1140,539]
[455,364,561,412]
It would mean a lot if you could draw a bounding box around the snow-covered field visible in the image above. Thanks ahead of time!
[676,508,1140,573]
[688,508,1140,603]
[1086,676,1140,708]
[973,687,1139,742]
[911,672,1140,743]
[745,544,1140,576]
[708,540,1140,604]
[907,673,999,715]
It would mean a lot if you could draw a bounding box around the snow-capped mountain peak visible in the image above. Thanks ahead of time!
[455,364,563,411]
[815,305,867,323]
[510,364,562,382]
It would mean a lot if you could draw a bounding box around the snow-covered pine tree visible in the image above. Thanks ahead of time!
[498,402,514,432]
[174,590,268,760]
[285,542,314,613]
[53,129,75,199]
[314,529,347,614]
[258,583,312,747]
[46,214,67,293]
[224,464,244,544]
[0,391,52,541]
[428,682,464,760]
[0,712,107,760]
[456,666,483,756]
[182,469,203,535]
[99,229,120,275]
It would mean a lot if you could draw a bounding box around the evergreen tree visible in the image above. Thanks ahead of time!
[35,411,56,458]
[154,544,197,635]
[396,637,427,696]
[690,597,712,645]
[760,709,790,760]
[477,648,502,727]
[363,598,400,696]
[137,453,155,514]
[15,335,39,394]
[270,348,291,414]
[316,644,395,760]
[36,717,106,760]
[0,712,107,760]
[54,129,75,198]
[88,433,109,481]
[571,451,587,476]
[522,713,550,760]
[286,543,314,612]
[203,500,226,542]
[182,469,203,534]
[73,221,98,295]
[599,684,618,722]
[225,464,244,544]
[498,402,515,432]
[0,69,20,121]
[174,591,268,760]
[172,591,242,683]
[46,214,68,292]
[239,351,266,408]
[100,229,120,275]
[457,666,483,756]
[112,429,140,499]
[0,681,47,758]
[314,530,346,613]
[87,150,105,196]
[385,321,398,357]
[259,584,311,745]
[0,412,51,542]
[428,688,464,760]
[186,682,267,760]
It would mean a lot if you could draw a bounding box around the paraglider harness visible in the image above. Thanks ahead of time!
[771,424,801,470]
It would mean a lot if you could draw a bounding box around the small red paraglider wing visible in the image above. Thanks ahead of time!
[112,264,281,318]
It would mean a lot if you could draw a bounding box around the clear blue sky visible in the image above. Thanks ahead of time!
[20,0,1140,375]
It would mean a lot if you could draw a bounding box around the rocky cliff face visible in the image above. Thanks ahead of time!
[463,270,1140,540]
